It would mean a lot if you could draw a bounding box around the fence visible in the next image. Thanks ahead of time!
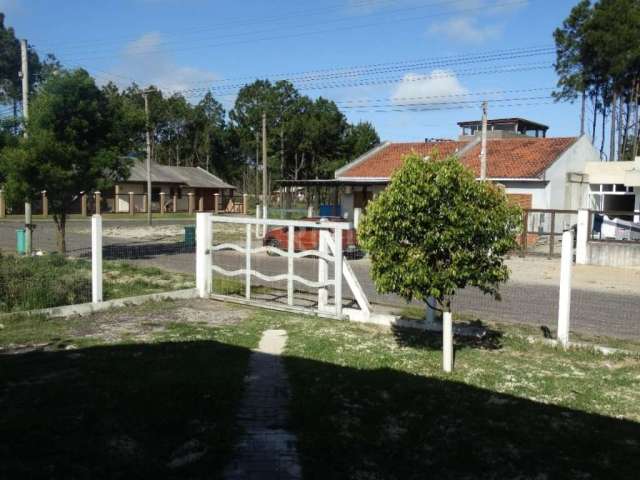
[520,209,578,258]
[2,210,639,350]
[0,189,249,217]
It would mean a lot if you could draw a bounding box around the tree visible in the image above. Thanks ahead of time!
[359,153,521,317]
[0,69,132,252]
[554,0,640,160]
[344,121,380,160]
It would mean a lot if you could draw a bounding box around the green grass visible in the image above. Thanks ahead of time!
[0,253,196,313]
[1,300,639,478]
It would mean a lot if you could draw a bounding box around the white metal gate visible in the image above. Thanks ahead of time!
[195,213,371,320]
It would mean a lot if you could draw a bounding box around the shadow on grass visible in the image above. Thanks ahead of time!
[73,242,195,261]
[392,318,503,352]
[1,338,639,479]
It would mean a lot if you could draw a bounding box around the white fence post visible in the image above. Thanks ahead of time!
[307,205,314,217]
[557,229,573,347]
[353,207,361,229]
[443,311,453,372]
[333,228,343,317]
[287,226,294,306]
[318,230,329,311]
[576,209,589,265]
[196,212,213,298]
[91,214,103,303]
[245,224,251,299]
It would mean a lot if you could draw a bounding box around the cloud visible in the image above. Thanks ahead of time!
[391,70,468,105]
[429,16,501,43]
[427,0,527,44]
[106,32,218,95]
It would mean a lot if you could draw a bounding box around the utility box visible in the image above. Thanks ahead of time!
[184,225,196,247]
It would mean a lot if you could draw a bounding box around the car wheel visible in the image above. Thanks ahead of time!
[266,238,281,256]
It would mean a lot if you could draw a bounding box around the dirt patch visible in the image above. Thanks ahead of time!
[72,299,250,343]
[72,224,187,242]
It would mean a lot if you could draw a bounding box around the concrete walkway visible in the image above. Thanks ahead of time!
[224,329,301,479]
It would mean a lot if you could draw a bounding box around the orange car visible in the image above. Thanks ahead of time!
[263,217,362,258]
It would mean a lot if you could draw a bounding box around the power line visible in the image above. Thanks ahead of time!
[56,0,530,63]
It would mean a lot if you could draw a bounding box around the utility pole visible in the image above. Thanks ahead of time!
[143,88,153,225]
[255,131,260,196]
[20,39,32,255]
[262,112,268,208]
[610,90,617,161]
[479,101,488,180]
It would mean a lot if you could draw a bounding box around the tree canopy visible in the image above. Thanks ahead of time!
[1,69,133,252]
[358,153,522,312]
[554,0,640,159]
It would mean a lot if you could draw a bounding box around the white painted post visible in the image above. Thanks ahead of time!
[557,229,573,347]
[287,225,294,306]
[91,214,103,303]
[262,205,268,237]
[353,207,361,229]
[307,205,314,217]
[576,209,589,265]
[318,230,329,311]
[334,227,343,317]
[255,204,262,239]
[196,212,213,298]
[443,311,453,373]
[245,224,251,299]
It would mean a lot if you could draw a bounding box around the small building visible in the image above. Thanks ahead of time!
[458,117,549,139]
[108,160,236,213]
[585,159,640,222]
[335,134,598,219]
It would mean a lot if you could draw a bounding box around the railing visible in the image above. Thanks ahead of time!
[520,209,578,258]
[588,210,640,243]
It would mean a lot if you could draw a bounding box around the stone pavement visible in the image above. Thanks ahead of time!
[224,329,301,479]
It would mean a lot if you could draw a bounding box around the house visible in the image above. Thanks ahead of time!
[584,158,640,223]
[334,118,600,219]
[107,160,237,213]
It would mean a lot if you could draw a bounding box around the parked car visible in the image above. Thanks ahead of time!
[263,216,363,258]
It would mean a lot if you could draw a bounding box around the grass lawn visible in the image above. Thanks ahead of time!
[1,300,639,478]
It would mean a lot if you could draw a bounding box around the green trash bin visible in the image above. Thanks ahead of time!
[16,228,26,255]
[184,225,196,247]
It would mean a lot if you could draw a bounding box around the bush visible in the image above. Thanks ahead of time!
[0,253,91,312]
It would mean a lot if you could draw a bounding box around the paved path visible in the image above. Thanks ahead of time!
[224,329,301,480]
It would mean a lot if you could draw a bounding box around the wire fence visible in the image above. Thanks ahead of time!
[2,213,640,350]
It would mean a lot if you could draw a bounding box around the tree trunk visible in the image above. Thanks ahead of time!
[580,90,586,136]
[600,107,607,158]
[617,94,625,161]
[632,80,640,160]
[610,90,617,161]
[591,92,598,143]
[54,215,67,254]
[622,90,632,160]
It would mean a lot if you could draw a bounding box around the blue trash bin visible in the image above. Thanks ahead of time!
[184,225,196,247]
[16,228,26,255]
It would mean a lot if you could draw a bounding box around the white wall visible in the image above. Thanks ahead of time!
[502,181,548,209]
[544,136,597,210]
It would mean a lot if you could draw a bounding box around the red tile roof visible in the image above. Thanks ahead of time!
[339,137,577,179]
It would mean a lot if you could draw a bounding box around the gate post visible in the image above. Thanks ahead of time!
[92,214,103,303]
[576,209,589,265]
[333,227,343,317]
[557,229,573,347]
[196,212,213,298]
[287,226,294,306]
[318,230,329,311]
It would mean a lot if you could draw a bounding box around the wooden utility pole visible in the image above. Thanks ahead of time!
[262,112,268,208]
[479,101,488,180]
[143,88,153,225]
[20,39,32,255]
[255,131,260,196]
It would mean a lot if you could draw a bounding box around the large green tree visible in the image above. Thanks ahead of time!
[359,153,522,315]
[1,69,132,252]
[554,0,640,159]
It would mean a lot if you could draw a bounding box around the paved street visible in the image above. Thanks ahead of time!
[1,218,639,339]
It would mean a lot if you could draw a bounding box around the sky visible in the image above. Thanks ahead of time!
[1,0,586,142]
